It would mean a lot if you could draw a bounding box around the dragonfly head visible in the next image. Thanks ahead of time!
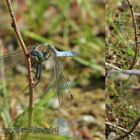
[30,50,44,64]
[31,44,51,61]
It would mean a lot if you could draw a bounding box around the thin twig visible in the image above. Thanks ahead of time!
[105,121,135,136]
[5,0,34,127]
[106,62,140,77]
[107,69,140,77]
[126,0,139,69]
[105,62,122,70]
[114,116,140,140]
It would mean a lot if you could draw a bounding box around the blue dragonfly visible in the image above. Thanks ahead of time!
[0,44,76,108]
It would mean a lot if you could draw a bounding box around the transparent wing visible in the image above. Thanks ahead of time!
[0,46,35,68]
[51,55,73,108]
[0,50,24,67]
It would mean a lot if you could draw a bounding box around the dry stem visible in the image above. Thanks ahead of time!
[126,0,139,69]
[5,0,34,128]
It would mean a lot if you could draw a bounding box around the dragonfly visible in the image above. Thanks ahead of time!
[0,44,76,108]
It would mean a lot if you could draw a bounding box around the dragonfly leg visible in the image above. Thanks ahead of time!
[34,63,41,79]
[22,80,39,92]
[23,85,29,92]
[32,63,42,88]
[23,63,42,92]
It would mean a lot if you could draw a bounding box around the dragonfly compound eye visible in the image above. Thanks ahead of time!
[30,50,44,63]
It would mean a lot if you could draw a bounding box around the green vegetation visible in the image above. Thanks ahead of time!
[106,0,140,139]
[0,0,104,140]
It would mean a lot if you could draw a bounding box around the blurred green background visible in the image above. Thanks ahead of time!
[0,0,104,140]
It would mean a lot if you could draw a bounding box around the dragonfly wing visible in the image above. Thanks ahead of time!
[51,56,73,108]
[0,49,25,68]
[0,46,36,68]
